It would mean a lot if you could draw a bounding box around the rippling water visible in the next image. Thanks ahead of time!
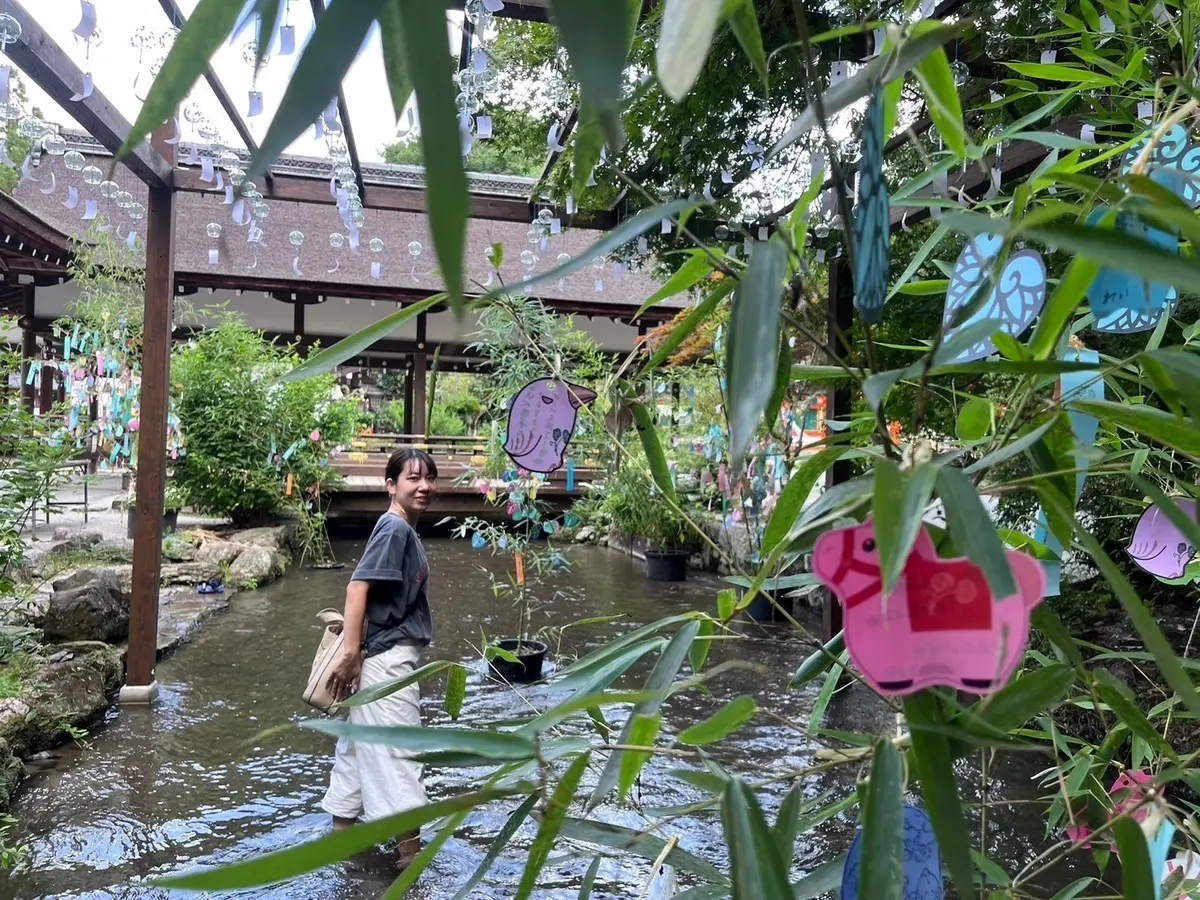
[3,539,1078,898]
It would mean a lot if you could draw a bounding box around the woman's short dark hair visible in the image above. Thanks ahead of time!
[386,447,438,483]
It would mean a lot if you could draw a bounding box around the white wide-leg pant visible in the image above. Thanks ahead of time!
[321,640,427,822]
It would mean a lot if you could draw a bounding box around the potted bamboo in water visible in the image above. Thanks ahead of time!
[604,466,694,582]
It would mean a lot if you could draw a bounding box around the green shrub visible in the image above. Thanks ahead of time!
[171,315,364,525]
[374,399,405,433]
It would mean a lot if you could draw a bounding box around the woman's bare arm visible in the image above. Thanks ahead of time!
[341,580,369,651]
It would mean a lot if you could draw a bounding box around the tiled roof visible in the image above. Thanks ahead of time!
[13,132,681,314]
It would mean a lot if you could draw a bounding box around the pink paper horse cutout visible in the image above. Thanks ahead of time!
[813,522,1046,696]
[1067,769,1156,849]
[503,379,597,475]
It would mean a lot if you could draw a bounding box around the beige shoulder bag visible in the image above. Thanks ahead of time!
[303,608,346,715]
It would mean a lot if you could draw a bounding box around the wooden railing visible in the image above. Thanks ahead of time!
[342,432,612,466]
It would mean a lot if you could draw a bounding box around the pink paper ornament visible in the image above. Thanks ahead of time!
[812,522,1046,696]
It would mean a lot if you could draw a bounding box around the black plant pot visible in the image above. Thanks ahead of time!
[489,639,548,683]
[739,586,794,623]
[645,549,688,582]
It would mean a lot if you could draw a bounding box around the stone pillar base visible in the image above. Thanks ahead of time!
[118,681,160,705]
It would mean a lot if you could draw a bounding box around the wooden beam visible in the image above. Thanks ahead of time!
[124,125,177,702]
[4,1,173,189]
[309,0,365,199]
[155,0,261,158]
[20,285,35,412]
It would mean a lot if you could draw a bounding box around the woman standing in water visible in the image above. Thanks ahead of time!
[321,447,438,870]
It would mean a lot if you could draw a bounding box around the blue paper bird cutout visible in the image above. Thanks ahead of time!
[1151,817,1177,900]
[1086,123,1200,333]
[853,83,890,324]
[942,234,1048,362]
[841,805,944,900]
[1034,348,1103,596]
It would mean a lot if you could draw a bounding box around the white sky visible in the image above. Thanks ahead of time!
[16,0,464,163]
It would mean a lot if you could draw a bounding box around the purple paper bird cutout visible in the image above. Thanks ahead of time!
[1127,498,1198,580]
[503,379,597,474]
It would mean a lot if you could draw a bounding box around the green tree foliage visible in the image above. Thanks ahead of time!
[383,107,549,178]
[0,75,34,197]
[170,315,365,526]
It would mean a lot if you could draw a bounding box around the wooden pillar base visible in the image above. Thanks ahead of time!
[118,681,160,705]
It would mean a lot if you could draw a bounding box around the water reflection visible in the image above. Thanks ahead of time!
[4,540,1072,898]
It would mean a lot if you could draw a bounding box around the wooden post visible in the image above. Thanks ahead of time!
[412,312,427,436]
[403,363,414,435]
[822,256,854,642]
[20,286,35,413]
[122,126,176,705]
[38,360,54,416]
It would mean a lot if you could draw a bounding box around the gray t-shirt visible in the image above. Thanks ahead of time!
[352,512,431,657]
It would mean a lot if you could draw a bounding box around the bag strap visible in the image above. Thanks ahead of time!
[316,608,344,625]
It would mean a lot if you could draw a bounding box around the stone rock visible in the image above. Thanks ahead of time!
[27,648,121,735]
[195,541,242,566]
[52,567,131,593]
[161,536,198,562]
[92,539,135,563]
[0,699,32,748]
[52,526,71,541]
[42,573,131,644]
[228,524,294,550]
[0,737,22,809]
[575,526,597,544]
[44,530,104,558]
[159,561,223,586]
[227,548,282,588]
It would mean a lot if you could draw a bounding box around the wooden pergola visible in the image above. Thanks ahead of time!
[0,0,651,704]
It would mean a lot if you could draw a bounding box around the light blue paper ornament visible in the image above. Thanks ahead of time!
[853,83,890,323]
[1034,348,1103,595]
[942,234,1047,362]
[842,805,943,899]
[1151,816,1177,900]
[471,532,487,550]
[1085,207,1177,331]
[566,458,576,492]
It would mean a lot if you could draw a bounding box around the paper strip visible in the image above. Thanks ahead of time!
[1138,100,1154,121]
[72,1,98,40]
[476,115,493,139]
[39,172,56,195]
[127,230,137,249]
[225,184,235,204]
[209,248,219,265]
[661,218,673,234]
[638,236,649,255]
[1080,123,1096,143]
[550,217,561,235]
[703,179,714,201]
[82,199,98,220]
[1041,49,1057,64]
[370,260,381,280]
[70,72,94,103]
[594,278,604,293]
[185,143,200,165]
[474,49,489,73]
[64,185,79,209]
[279,24,295,55]
[215,170,224,190]
[0,68,10,107]
[758,226,769,241]
[233,199,247,225]
[200,157,215,182]
[248,91,264,117]
[293,255,303,276]
[566,193,576,214]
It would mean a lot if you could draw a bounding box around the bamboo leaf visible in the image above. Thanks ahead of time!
[631,401,678,503]
[518,752,591,900]
[861,741,905,900]
[679,696,758,745]
[690,618,714,674]
[338,657,457,707]
[560,817,729,884]
[936,466,1016,599]
[723,778,794,899]
[791,856,848,899]
[276,296,445,383]
[393,0,469,311]
[1071,399,1200,456]
[770,22,970,156]
[657,0,724,101]
[717,588,737,620]
[765,332,793,434]
[773,782,804,864]
[875,461,937,595]
[635,251,716,317]
[762,450,846,556]
[964,416,1061,475]
[790,631,845,687]
[118,0,247,162]
[382,808,470,898]
[378,0,413,121]
[1111,815,1154,900]
[727,238,790,472]
[1030,605,1085,670]
[578,856,602,900]
[1093,669,1179,761]
[913,48,965,157]
[957,397,993,441]
[571,100,605,198]
[154,788,517,888]
[450,793,540,900]
[954,664,1076,738]
[302,722,536,760]
[549,0,635,146]
[904,691,979,900]
[618,713,661,801]
[723,0,768,90]
[1004,61,1117,83]
[807,649,849,736]
[444,664,468,721]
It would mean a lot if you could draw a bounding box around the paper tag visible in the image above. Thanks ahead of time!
[209,248,220,265]
[538,236,549,253]
[370,260,381,280]
[1098,13,1114,32]
[314,117,325,139]
[248,91,264,117]
[323,99,340,131]
[82,199,98,220]
[186,143,200,165]
[728,244,738,260]
[830,60,849,84]
[721,169,734,184]
[661,218,673,234]
[811,151,825,179]
[758,226,769,241]
[225,184,235,204]
[637,236,649,255]
[233,199,247,225]
[70,72,94,102]
[1041,49,1057,64]
[72,0,98,40]
[871,27,887,59]
[1154,3,1171,23]
[483,0,505,10]
[476,115,493,139]
[64,185,79,209]
[933,171,949,195]
[279,24,295,55]
[201,157,215,182]
[1138,100,1154,121]
[703,180,714,202]
[816,248,826,262]
[127,230,137,249]
[919,0,937,16]
[474,49,489,73]
[990,91,1003,104]
[566,193,576,215]
[1080,123,1096,144]
[594,278,604,293]
[550,218,561,235]
[215,170,224,190]
[39,171,56,195]
[0,67,10,107]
